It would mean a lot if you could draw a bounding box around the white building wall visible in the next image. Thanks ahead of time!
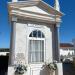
[60,48,74,56]
[15,23,27,64]
[0,52,9,56]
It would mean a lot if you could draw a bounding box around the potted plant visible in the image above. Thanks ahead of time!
[47,62,57,71]
[43,62,57,75]
[14,64,27,75]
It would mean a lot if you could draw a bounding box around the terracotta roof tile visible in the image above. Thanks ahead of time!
[60,43,74,47]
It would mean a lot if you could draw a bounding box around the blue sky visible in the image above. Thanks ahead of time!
[0,0,75,48]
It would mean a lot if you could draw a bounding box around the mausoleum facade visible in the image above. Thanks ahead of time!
[7,0,63,75]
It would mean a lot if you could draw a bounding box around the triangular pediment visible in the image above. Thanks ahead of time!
[20,6,50,15]
[8,0,63,16]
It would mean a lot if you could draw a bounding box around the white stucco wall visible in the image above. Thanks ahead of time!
[14,23,27,64]
[14,22,53,64]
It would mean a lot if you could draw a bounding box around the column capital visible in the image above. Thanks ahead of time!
[12,16,17,22]
[56,23,60,28]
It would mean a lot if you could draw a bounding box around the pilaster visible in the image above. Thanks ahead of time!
[52,23,60,62]
[56,23,60,62]
[9,17,17,65]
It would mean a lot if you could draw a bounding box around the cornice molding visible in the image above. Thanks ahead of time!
[11,7,55,18]
[11,11,61,24]
[8,0,63,16]
[8,1,39,8]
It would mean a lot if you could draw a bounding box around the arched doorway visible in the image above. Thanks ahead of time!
[28,30,45,63]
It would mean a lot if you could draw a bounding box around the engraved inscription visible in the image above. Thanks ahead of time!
[15,53,25,63]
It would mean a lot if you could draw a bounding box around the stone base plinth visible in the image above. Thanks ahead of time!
[7,66,27,75]
[7,63,63,75]
[56,63,63,75]
[7,66,15,75]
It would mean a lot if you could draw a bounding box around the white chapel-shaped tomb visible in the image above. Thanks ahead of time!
[7,0,63,75]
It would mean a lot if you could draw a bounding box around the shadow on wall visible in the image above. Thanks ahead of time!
[63,62,75,75]
[0,55,9,75]
[40,65,57,75]
[40,66,50,75]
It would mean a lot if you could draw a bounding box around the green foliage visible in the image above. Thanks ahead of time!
[47,62,57,71]
[42,62,57,72]
[15,64,27,74]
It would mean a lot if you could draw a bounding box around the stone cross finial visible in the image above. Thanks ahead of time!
[12,0,18,2]
[54,0,60,11]
[12,0,41,2]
